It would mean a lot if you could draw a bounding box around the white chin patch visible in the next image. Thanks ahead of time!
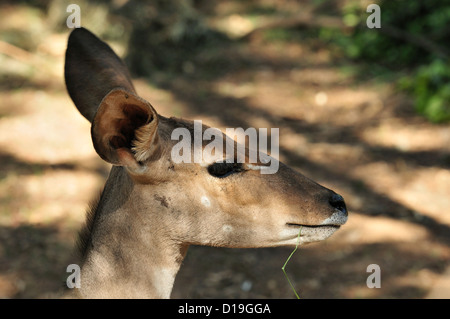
[301,225,340,243]
[320,211,347,226]
[280,225,340,246]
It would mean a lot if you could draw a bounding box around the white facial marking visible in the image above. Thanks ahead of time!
[222,224,233,233]
[201,196,211,207]
[321,211,348,226]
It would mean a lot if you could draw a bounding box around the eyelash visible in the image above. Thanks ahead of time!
[207,161,245,178]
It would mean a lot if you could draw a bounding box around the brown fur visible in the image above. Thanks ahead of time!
[63,28,347,299]
[76,193,102,262]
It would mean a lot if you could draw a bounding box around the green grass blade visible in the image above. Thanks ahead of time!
[281,227,302,299]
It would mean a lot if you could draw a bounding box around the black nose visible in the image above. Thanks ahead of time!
[329,194,347,215]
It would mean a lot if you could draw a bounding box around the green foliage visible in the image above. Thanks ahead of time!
[329,0,450,122]
[343,1,448,65]
[399,60,450,123]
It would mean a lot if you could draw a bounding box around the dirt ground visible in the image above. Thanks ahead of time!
[0,2,449,299]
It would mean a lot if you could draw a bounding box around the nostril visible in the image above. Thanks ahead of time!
[329,194,347,215]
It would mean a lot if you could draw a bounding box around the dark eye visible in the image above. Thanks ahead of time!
[207,161,245,178]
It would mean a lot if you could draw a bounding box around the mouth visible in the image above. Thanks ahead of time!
[280,223,342,246]
[286,223,341,230]
[279,210,347,246]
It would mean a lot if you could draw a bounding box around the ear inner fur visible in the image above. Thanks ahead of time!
[132,116,160,163]
[91,88,159,168]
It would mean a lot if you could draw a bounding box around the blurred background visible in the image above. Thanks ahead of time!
[0,0,449,298]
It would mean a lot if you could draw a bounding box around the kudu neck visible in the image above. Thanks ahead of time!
[70,167,188,298]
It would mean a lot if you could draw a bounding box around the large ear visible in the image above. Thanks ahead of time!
[92,88,160,170]
[64,27,136,123]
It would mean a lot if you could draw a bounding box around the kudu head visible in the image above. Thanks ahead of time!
[64,28,347,298]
